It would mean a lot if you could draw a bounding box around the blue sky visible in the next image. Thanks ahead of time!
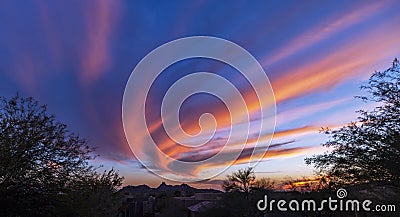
[0,0,399,188]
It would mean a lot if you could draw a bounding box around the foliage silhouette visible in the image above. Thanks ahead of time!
[306,59,400,186]
[222,167,256,193]
[0,94,123,217]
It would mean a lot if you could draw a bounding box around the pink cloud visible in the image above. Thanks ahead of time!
[80,1,121,85]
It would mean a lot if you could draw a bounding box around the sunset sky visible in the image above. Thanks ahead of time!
[1,0,399,189]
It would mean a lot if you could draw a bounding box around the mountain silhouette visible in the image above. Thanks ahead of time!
[120,182,221,196]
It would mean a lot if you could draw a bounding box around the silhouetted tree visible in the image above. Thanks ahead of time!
[252,177,275,191]
[214,168,270,217]
[57,168,123,217]
[222,167,255,193]
[306,59,400,186]
[0,94,123,217]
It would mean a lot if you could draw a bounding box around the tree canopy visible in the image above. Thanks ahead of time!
[0,94,123,217]
[222,167,256,193]
[306,59,400,186]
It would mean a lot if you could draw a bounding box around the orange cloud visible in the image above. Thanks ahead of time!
[271,21,400,103]
[273,126,320,139]
[187,144,316,176]
[262,1,387,66]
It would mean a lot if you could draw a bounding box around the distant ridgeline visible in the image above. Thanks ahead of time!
[120,182,221,196]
